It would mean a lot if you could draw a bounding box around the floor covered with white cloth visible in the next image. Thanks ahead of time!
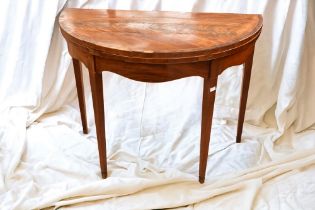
[1,0,315,209]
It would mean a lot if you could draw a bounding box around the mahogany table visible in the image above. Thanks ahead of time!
[59,8,262,183]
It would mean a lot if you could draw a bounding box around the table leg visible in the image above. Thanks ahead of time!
[89,70,107,179]
[73,58,88,134]
[199,76,217,183]
[236,54,254,143]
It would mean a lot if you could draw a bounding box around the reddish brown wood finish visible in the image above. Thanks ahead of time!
[59,8,262,183]
[236,53,254,143]
[199,63,218,184]
[88,55,108,179]
[72,58,88,134]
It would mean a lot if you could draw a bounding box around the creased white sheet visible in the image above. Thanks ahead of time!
[0,0,315,209]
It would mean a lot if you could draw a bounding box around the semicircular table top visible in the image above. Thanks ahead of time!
[59,8,262,63]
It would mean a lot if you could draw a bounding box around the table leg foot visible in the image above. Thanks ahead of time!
[199,176,205,184]
[236,135,241,143]
[101,171,107,179]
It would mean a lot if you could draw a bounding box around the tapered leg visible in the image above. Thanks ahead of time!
[199,77,217,184]
[73,58,88,134]
[236,54,254,143]
[89,70,107,179]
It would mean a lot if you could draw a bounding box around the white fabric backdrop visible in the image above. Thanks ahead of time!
[0,0,315,209]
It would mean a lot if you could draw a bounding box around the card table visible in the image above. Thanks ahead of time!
[59,8,262,183]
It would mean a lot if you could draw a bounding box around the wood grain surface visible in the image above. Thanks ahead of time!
[59,9,262,63]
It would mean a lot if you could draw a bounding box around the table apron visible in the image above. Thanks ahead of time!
[67,40,255,83]
[95,57,210,82]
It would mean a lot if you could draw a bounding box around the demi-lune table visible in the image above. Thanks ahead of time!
[59,8,262,183]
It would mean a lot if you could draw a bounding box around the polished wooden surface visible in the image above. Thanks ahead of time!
[60,9,262,63]
[59,8,262,183]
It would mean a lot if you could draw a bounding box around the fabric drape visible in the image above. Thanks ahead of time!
[0,0,314,209]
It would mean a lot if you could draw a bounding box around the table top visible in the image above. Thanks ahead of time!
[59,9,262,63]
